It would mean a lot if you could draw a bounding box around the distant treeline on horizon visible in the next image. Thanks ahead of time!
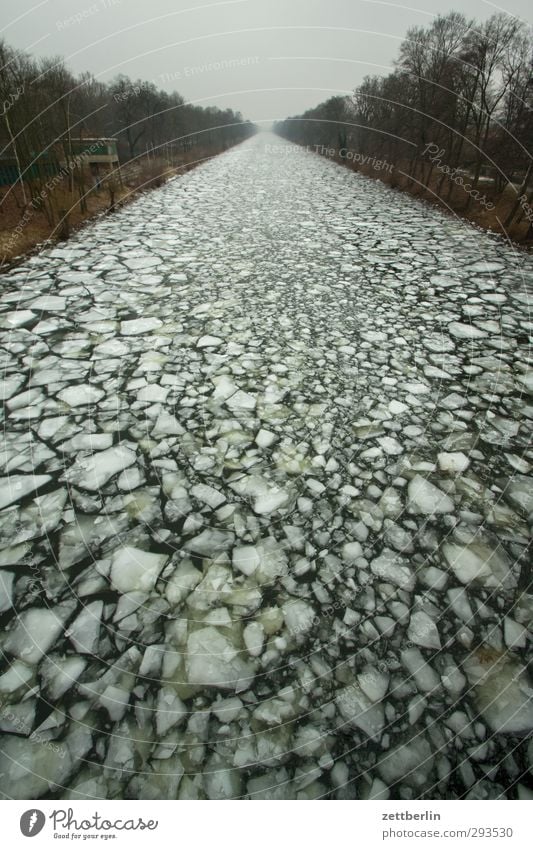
[274,11,532,234]
[0,38,256,173]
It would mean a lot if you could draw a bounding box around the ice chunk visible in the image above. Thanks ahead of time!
[3,309,36,328]
[203,755,241,799]
[110,546,167,593]
[446,587,474,623]
[384,521,413,553]
[138,383,169,403]
[0,660,33,695]
[0,474,51,509]
[156,686,187,736]
[99,685,130,721]
[212,375,238,401]
[336,683,384,740]
[60,432,113,452]
[0,735,72,797]
[253,538,288,582]
[243,621,264,656]
[152,410,184,436]
[389,399,408,415]
[464,654,533,735]
[165,560,202,605]
[255,429,277,448]
[449,322,486,339]
[186,626,254,691]
[30,295,66,311]
[59,513,127,569]
[67,444,137,490]
[41,656,87,700]
[232,545,261,576]
[341,541,363,563]
[0,571,15,612]
[37,415,70,440]
[378,436,403,455]
[94,339,129,358]
[185,529,234,556]
[466,261,504,273]
[408,611,441,650]
[197,335,223,348]
[370,550,414,591]
[0,375,25,401]
[4,604,74,664]
[504,454,531,474]
[57,384,105,407]
[117,466,145,490]
[205,607,232,627]
[225,390,256,411]
[437,452,470,473]
[123,254,162,269]
[504,475,533,517]
[357,666,389,702]
[282,599,316,636]
[65,601,103,654]
[401,647,440,692]
[127,756,184,800]
[212,697,243,722]
[504,618,527,649]
[254,488,289,515]
[191,484,225,509]
[408,475,454,514]
[120,317,163,335]
[441,663,466,695]
[377,736,433,788]
[6,387,44,411]
[442,542,515,589]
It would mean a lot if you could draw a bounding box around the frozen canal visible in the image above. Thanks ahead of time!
[0,133,532,800]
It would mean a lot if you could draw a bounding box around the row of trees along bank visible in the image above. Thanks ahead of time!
[274,12,533,242]
[0,38,255,237]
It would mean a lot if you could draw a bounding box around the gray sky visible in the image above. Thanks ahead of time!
[1,0,532,127]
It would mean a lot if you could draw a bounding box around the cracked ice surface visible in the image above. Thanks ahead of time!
[0,134,532,800]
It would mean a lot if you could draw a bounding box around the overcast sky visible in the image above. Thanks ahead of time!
[1,0,532,127]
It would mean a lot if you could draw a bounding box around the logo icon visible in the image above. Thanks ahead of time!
[20,810,45,837]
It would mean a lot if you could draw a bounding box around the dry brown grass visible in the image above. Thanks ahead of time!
[0,143,237,268]
[474,645,506,667]
[332,153,533,247]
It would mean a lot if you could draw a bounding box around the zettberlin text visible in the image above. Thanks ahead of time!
[382,811,441,820]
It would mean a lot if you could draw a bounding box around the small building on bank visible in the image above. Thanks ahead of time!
[0,137,120,187]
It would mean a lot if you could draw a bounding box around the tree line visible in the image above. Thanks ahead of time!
[274,12,533,238]
[0,38,255,225]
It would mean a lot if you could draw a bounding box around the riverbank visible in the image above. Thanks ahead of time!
[274,140,533,249]
[0,141,243,269]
